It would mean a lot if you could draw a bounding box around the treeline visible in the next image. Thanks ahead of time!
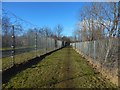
[74,2,120,42]
[2,16,64,48]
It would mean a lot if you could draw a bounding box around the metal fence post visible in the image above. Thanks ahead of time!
[35,30,37,57]
[46,36,47,54]
[51,38,52,51]
[94,41,96,63]
[11,25,15,66]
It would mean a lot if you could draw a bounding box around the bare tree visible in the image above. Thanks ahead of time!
[54,24,63,38]
[2,16,12,48]
[40,27,52,37]
[76,2,119,42]
[90,2,119,37]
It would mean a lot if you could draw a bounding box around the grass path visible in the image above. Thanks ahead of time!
[3,47,116,88]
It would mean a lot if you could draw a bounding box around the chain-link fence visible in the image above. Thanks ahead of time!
[71,38,119,85]
[2,9,64,71]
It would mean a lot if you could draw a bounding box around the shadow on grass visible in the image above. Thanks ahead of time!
[2,47,63,84]
[39,73,97,88]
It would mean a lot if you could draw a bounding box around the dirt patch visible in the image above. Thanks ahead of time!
[62,47,73,88]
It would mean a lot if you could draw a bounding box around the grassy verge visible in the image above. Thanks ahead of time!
[1,46,35,51]
[2,49,47,70]
[2,47,117,88]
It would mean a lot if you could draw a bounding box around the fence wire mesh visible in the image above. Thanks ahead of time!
[71,38,119,80]
[2,9,64,71]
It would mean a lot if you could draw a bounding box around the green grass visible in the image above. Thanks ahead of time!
[2,47,117,88]
[1,46,34,51]
[2,49,47,70]
[2,47,56,71]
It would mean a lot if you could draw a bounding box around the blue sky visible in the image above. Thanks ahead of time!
[2,2,88,36]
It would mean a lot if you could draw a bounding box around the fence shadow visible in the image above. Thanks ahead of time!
[2,47,63,84]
